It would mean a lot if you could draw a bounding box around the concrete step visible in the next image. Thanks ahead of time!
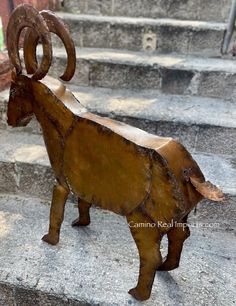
[69,86,236,128]
[0,128,235,199]
[1,85,236,155]
[54,12,230,57]
[62,0,231,23]
[71,86,236,157]
[0,193,235,305]
[44,47,236,99]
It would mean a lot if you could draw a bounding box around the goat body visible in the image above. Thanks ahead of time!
[32,78,204,218]
[8,74,223,302]
[6,5,224,301]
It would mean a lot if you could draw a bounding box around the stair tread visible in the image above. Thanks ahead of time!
[50,47,236,72]
[33,47,236,98]
[69,86,236,129]
[57,12,227,30]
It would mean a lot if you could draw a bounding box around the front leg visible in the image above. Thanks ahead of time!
[42,184,69,245]
[72,199,91,227]
[158,215,190,271]
[126,208,162,301]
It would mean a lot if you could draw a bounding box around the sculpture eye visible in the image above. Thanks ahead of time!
[183,168,192,175]
[183,168,192,182]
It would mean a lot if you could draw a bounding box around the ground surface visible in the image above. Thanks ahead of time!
[0,194,235,306]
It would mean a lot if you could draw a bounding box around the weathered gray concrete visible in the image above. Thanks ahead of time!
[42,47,236,99]
[71,86,236,155]
[0,129,235,198]
[62,0,231,22]
[54,12,230,56]
[0,193,235,305]
[0,129,54,199]
[70,86,236,128]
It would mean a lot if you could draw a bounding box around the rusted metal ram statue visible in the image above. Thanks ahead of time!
[6,4,224,301]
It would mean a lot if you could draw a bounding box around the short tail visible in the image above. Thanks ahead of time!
[190,176,225,202]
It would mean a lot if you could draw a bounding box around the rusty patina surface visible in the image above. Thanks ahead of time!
[6,4,224,301]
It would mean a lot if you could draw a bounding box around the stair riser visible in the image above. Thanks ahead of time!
[62,0,231,22]
[55,17,226,56]
[0,161,54,199]
[48,56,236,99]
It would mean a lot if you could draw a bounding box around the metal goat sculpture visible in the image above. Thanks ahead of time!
[6,4,224,301]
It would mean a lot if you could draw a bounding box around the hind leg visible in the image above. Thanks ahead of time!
[72,199,91,227]
[126,208,162,301]
[158,216,190,271]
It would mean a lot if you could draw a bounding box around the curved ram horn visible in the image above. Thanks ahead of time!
[24,10,76,82]
[6,4,52,81]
